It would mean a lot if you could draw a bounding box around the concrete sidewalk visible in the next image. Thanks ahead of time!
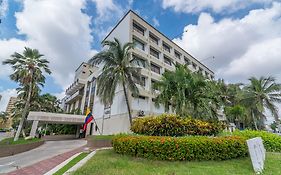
[0,140,87,174]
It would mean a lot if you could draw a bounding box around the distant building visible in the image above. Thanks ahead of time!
[5,97,17,114]
[0,96,17,128]
[62,10,214,135]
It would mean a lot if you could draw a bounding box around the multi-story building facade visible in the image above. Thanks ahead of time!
[5,97,17,115]
[63,62,97,114]
[0,97,18,128]
[63,10,214,135]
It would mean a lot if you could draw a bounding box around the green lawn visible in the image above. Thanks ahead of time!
[73,149,281,175]
[53,152,88,175]
[0,137,41,145]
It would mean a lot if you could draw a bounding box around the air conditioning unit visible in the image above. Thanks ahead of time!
[138,110,145,117]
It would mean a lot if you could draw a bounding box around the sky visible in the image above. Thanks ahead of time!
[0,0,281,114]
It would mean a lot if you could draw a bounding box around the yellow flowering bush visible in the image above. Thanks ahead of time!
[131,114,225,136]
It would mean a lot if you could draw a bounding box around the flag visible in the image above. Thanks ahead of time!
[83,108,94,131]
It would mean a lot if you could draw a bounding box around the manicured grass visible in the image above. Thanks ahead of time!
[73,149,281,175]
[88,135,114,141]
[53,152,88,175]
[0,137,41,145]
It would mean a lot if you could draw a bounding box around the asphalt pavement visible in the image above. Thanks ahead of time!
[0,139,87,174]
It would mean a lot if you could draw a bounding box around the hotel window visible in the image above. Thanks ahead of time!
[175,50,181,59]
[151,63,161,74]
[211,75,214,79]
[150,47,159,59]
[151,80,159,90]
[164,56,172,66]
[192,62,197,69]
[149,33,159,45]
[205,72,209,77]
[184,57,191,65]
[133,22,145,36]
[136,76,146,87]
[133,55,146,68]
[199,67,204,75]
[163,42,170,53]
[133,38,145,51]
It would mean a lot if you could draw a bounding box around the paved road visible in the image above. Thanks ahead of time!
[0,140,87,174]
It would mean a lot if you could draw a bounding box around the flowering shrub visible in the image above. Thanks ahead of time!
[131,114,225,136]
[112,134,248,161]
[233,130,281,152]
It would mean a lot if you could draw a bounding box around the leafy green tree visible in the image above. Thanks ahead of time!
[88,38,141,125]
[224,105,246,128]
[242,76,281,130]
[270,121,278,132]
[2,47,51,141]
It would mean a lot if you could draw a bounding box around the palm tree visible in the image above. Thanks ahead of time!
[154,64,215,118]
[88,38,141,126]
[38,93,61,113]
[0,112,9,124]
[2,47,51,141]
[242,76,281,130]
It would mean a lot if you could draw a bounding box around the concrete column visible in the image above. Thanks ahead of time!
[30,120,39,138]
[80,84,88,114]
[76,125,80,138]
[87,81,93,108]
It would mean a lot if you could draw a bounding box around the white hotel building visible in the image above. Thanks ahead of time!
[62,10,214,135]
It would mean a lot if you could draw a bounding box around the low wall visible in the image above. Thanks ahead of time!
[43,135,77,141]
[0,140,44,158]
[86,138,112,148]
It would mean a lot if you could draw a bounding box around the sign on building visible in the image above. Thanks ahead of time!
[246,137,266,174]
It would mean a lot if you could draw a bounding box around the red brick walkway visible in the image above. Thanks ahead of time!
[6,147,84,175]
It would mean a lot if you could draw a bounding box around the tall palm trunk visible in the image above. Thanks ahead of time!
[123,81,132,126]
[251,110,258,130]
[14,72,33,141]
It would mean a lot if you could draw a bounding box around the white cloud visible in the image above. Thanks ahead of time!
[162,0,274,13]
[152,17,160,27]
[0,38,26,77]
[0,88,17,112]
[0,0,8,17]
[173,2,281,82]
[91,0,133,39]
[0,0,97,90]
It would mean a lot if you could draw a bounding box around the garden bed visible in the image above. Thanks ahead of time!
[0,138,44,157]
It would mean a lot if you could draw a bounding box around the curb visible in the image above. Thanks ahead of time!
[64,147,113,175]
[43,152,81,175]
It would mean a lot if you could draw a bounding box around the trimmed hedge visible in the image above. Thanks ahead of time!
[131,114,225,136]
[112,135,248,161]
[233,130,281,152]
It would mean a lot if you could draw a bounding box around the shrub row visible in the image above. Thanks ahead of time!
[233,130,281,152]
[131,114,225,136]
[112,135,248,161]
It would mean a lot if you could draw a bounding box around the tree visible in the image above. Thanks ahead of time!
[154,64,218,119]
[38,93,61,113]
[242,76,281,130]
[88,38,141,126]
[2,47,51,141]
